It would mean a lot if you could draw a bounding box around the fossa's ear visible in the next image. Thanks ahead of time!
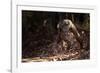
[57,23,60,29]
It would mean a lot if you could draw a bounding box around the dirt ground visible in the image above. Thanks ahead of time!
[22,29,90,62]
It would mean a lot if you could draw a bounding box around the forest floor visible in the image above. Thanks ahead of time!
[22,49,89,62]
[22,29,90,62]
